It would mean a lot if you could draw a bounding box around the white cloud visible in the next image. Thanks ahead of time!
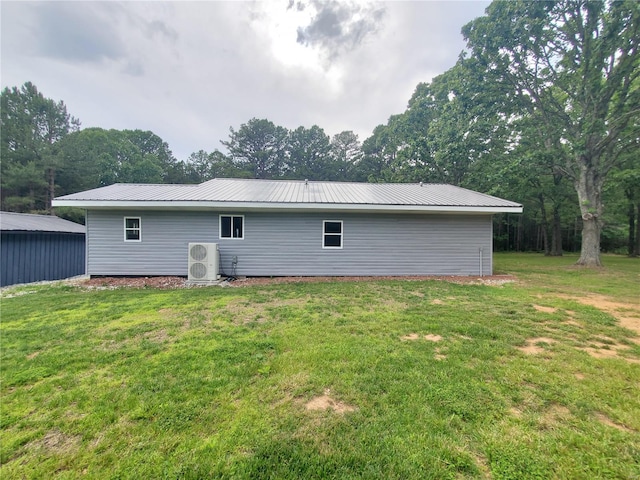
[1,0,490,161]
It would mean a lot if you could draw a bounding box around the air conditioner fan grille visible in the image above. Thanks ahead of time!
[190,262,207,279]
[190,244,207,261]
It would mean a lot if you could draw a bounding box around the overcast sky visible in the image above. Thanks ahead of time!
[1,1,490,161]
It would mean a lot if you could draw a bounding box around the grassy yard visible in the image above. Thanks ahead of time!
[1,253,639,479]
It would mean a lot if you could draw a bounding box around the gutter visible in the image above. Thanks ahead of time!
[52,200,523,214]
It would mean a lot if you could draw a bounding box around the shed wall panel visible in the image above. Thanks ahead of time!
[1,232,85,286]
[87,210,493,276]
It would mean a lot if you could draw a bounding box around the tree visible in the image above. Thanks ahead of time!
[286,125,332,179]
[608,151,640,256]
[124,130,179,182]
[329,131,363,180]
[462,0,640,266]
[182,149,247,182]
[359,123,401,182]
[56,128,178,189]
[1,82,80,212]
[221,118,289,179]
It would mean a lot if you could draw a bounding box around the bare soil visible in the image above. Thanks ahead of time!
[594,412,634,433]
[517,337,556,355]
[533,305,558,313]
[305,389,356,413]
[424,334,443,342]
[28,430,81,455]
[557,294,640,340]
[400,333,443,342]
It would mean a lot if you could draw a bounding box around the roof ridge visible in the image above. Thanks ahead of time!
[207,178,449,186]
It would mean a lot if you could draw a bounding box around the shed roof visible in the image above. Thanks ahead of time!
[1,211,86,234]
[53,178,522,214]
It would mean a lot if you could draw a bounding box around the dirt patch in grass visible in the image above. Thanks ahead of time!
[564,319,583,328]
[431,299,444,305]
[473,452,493,479]
[143,329,169,343]
[557,294,640,341]
[518,337,556,354]
[223,298,267,324]
[158,308,179,318]
[29,429,81,455]
[424,334,443,342]
[574,373,585,380]
[534,305,558,313]
[594,412,634,433]
[26,351,40,360]
[595,412,634,433]
[401,333,421,341]
[305,390,356,413]
[577,341,639,364]
[539,404,571,429]
[509,406,524,417]
[400,333,443,342]
[223,296,311,324]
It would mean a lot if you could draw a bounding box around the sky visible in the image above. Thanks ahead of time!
[1,1,490,162]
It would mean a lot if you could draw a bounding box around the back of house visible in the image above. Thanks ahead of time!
[52,178,522,278]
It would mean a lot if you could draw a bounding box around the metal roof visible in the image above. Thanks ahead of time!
[1,211,86,233]
[53,178,522,213]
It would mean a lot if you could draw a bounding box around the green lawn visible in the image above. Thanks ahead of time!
[1,253,639,479]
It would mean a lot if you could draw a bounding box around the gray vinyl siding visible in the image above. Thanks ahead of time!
[87,210,493,276]
[86,211,217,276]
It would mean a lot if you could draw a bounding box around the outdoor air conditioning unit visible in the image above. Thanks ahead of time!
[188,243,220,282]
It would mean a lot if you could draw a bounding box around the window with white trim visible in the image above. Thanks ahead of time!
[220,215,244,239]
[124,217,141,242]
[323,220,343,249]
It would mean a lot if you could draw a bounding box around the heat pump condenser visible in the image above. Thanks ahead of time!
[188,243,220,281]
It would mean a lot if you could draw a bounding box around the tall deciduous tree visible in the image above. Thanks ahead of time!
[1,82,80,212]
[56,128,173,188]
[462,0,640,266]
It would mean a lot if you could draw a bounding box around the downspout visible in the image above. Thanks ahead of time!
[84,209,89,277]
[479,246,483,277]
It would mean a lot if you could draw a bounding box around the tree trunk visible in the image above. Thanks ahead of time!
[634,203,640,257]
[550,206,563,256]
[538,194,550,255]
[575,161,603,267]
[628,203,636,256]
[47,167,55,214]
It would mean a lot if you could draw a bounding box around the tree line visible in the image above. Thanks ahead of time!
[1,1,638,264]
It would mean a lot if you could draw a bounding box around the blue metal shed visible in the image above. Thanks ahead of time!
[1,212,86,287]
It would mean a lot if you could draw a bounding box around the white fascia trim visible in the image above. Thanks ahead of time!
[52,199,523,214]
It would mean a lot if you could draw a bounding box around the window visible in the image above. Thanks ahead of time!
[220,215,244,239]
[323,220,343,249]
[124,217,141,242]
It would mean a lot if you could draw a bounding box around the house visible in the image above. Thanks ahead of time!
[52,178,522,278]
[1,211,86,287]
